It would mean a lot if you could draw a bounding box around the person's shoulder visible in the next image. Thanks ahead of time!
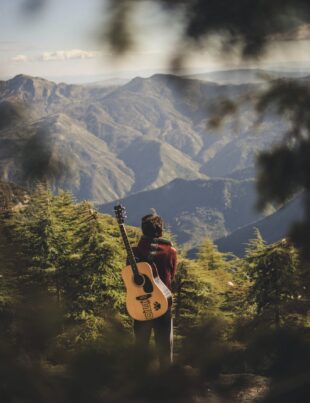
[157,238,173,248]
[170,246,177,256]
[158,238,176,253]
[157,238,171,245]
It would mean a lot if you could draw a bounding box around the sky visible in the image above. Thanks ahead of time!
[0,0,184,82]
[2,0,310,83]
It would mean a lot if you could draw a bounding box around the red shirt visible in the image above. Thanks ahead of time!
[132,237,177,291]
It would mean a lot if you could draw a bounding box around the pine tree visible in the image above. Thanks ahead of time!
[0,213,13,327]
[61,201,124,322]
[173,258,212,333]
[0,184,57,296]
[223,229,267,319]
[245,228,266,256]
[0,187,132,346]
[245,236,299,327]
[197,237,233,271]
[195,237,240,320]
[48,191,78,304]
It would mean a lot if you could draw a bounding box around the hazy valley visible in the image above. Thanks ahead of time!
[0,71,304,251]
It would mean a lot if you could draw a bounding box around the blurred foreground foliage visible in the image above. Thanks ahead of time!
[0,185,309,402]
[1,1,308,400]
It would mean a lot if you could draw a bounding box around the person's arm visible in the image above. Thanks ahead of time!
[170,247,177,280]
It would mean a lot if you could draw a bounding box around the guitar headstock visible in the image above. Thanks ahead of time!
[114,204,127,224]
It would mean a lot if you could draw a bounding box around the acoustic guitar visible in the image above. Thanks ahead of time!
[114,204,172,321]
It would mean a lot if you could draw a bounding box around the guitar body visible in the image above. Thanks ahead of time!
[122,262,172,321]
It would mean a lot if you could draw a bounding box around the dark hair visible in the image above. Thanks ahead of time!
[141,214,163,238]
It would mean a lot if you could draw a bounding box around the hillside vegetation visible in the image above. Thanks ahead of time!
[0,184,309,402]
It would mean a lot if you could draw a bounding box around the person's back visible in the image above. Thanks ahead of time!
[132,236,176,290]
[131,211,177,368]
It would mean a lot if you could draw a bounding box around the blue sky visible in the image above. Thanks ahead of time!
[0,0,185,82]
[0,0,100,48]
[2,0,310,83]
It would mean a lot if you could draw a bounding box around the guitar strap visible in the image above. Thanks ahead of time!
[146,241,159,275]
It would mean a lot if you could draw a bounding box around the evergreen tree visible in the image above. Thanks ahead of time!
[245,228,266,256]
[245,236,299,326]
[223,229,266,320]
[61,201,124,322]
[0,185,131,346]
[173,258,211,332]
[197,237,233,271]
[196,237,241,320]
[48,191,77,304]
[0,184,57,297]
[173,252,241,337]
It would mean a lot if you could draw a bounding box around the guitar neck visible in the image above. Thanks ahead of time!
[119,224,140,276]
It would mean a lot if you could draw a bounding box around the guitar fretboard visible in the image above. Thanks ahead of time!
[119,224,139,276]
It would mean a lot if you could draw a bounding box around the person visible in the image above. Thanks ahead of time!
[131,210,177,369]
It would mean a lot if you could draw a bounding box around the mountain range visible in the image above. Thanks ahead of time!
[99,177,265,247]
[215,193,304,256]
[187,68,310,84]
[0,71,303,251]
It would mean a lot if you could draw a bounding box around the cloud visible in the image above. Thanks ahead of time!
[40,49,100,61]
[12,54,29,62]
[271,24,310,41]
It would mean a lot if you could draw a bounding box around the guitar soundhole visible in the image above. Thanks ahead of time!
[134,274,144,286]
[142,275,154,293]
[133,274,154,293]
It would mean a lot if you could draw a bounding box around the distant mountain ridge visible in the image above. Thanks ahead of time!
[215,193,304,256]
[0,71,302,247]
[187,68,310,84]
[99,177,268,248]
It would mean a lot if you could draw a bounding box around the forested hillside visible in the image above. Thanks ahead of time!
[0,184,309,402]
